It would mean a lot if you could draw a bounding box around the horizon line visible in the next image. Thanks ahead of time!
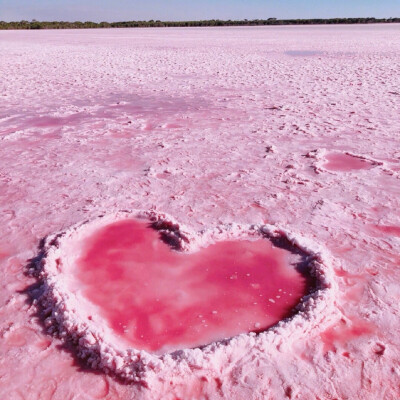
[1,17,399,26]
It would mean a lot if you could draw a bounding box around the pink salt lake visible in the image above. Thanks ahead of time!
[77,219,307,353]
[1,24,400,399]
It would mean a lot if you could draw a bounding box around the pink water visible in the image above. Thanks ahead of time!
[77,219,307,352]
[323,153,374,172]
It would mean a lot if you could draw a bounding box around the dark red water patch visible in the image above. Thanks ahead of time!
[164,123,183,129]
[0,250,9,262]
[76,219,308,353]
[323,153,374,172]
[373,225,400,237]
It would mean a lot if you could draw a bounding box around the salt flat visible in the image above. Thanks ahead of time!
[1,24,400,399]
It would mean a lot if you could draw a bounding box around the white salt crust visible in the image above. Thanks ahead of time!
[33,211,339,384]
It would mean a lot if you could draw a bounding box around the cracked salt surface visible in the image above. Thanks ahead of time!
[1,24,400,399]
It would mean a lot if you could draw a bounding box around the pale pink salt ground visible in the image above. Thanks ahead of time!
[1,24,400,399]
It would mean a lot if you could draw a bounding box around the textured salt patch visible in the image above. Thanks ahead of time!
[30,211,337,383]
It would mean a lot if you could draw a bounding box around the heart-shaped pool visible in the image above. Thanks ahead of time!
[76,218,308,354]
[32,211,335,382]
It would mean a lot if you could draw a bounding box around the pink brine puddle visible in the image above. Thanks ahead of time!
[323,152,374,172]
[76,219,308,353]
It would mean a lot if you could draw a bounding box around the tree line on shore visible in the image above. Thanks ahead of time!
[0,18,399,30]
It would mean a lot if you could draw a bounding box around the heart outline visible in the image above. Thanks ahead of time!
[30,210,338,384]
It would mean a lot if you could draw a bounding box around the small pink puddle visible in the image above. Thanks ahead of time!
[76,219,308,353]
[323,152,374,172]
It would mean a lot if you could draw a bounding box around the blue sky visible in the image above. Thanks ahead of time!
[0,0,399,22]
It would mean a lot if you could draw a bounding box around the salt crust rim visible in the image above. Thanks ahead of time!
[32,210,339,384]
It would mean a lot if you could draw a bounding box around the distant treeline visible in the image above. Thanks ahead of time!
[1,18,399,30]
